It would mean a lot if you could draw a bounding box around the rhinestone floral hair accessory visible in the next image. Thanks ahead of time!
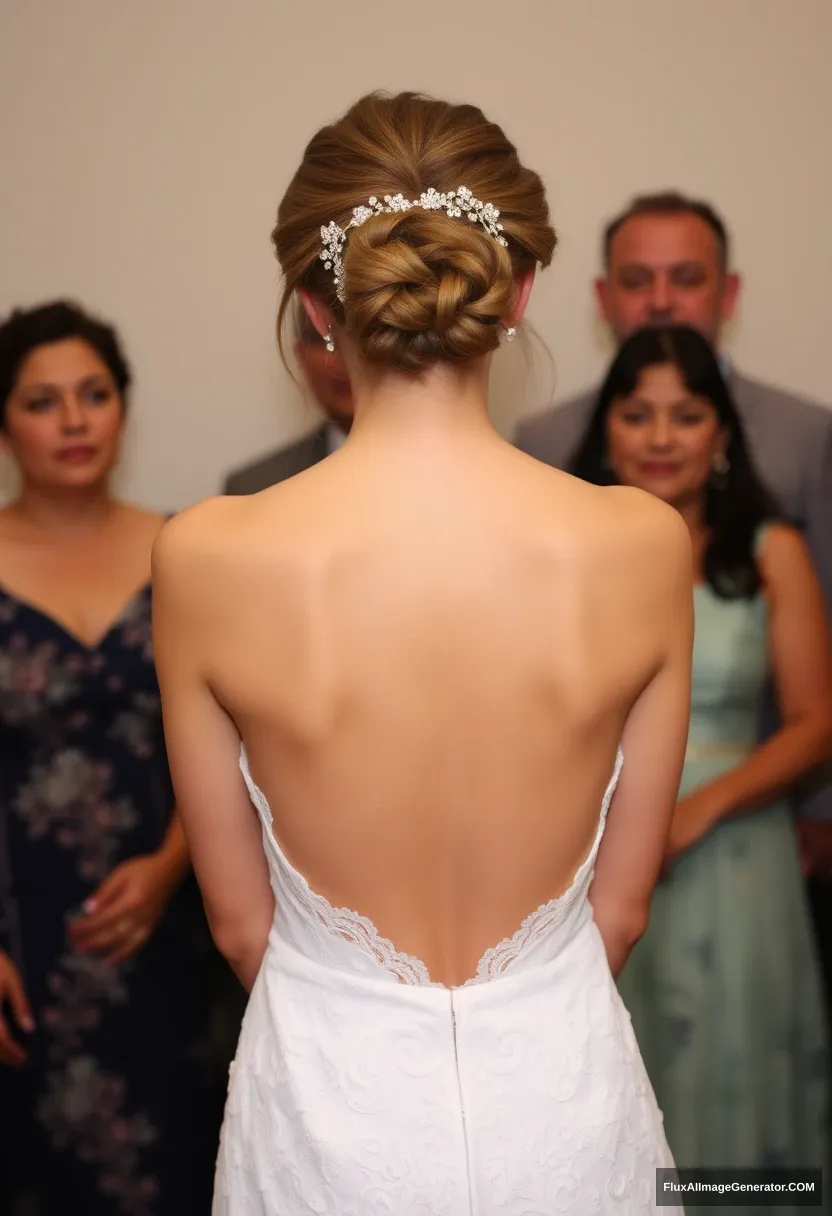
[319,187,508,304]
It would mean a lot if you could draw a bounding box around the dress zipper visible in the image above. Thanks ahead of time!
[450,988,474,1214]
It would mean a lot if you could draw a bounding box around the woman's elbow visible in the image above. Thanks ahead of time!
[618,903,650,952]
[592,894,650,957]
[208,907,273,979]
[211,922,256,965]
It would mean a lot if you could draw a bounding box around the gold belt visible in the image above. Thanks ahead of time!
[685,741,754,763]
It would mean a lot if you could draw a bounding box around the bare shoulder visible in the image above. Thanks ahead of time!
[151,496,248,588]
[152,475,328,603]
[609,489,691,614]
[577,482,690,573]
[604,483,687,537]
[755,520,813,581]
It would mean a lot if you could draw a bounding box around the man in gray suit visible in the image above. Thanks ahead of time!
[515,191,832,885]
[223,304,353,493]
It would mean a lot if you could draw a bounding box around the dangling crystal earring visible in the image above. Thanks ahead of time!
[324,330,335,353]
[711,452,730,489]
[504,326,517,343]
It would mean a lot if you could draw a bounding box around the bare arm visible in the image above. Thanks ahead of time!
[151,514,275,991]
[589,509,693,977]
[682,524,832,829]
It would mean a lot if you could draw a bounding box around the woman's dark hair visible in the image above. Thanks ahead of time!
[0,299,132,428]
[569,324,781,598]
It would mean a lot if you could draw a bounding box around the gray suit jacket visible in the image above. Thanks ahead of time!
[223,426,329,495]
[514,370,832,820]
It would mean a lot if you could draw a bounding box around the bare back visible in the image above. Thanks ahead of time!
[154,435,692,988]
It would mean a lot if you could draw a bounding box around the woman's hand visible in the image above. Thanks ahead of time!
[0,951,34,1066]
[68,854,176,965]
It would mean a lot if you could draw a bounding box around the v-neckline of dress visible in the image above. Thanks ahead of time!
[0,581,151,653]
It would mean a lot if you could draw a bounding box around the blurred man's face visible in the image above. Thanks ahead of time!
[295,339,354,432]
[596,211,740,345]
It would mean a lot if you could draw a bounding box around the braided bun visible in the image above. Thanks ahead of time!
[342,209,515,372]
[273,92,557,373]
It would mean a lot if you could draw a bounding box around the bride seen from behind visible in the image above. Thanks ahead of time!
[152,91,693,1213]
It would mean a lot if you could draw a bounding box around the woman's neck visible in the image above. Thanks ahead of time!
[6,484,120,538]
[345,355,497,447]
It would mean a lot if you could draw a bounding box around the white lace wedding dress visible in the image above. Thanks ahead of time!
[213,744,676,1214]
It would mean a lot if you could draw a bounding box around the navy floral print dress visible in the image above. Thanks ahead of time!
[0,583,216,1215]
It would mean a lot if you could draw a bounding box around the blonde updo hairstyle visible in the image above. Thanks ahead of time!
[272,92,557,375]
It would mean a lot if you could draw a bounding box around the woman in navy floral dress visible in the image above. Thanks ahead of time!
[0,301,218,1214]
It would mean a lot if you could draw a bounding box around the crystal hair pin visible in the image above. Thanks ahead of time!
[319,187,508,304]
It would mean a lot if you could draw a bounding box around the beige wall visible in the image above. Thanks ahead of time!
[0,0,829,509]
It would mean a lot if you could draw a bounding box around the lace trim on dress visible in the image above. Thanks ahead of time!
[239,746,434,985]
[239,743,623,989]
[464,745,624,985]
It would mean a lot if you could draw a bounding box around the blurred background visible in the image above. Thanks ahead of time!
[1,0,829,508]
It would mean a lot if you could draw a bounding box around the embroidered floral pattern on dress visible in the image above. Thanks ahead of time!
[216,742,674,1213]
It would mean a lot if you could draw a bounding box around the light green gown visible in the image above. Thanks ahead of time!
[617,566,828,1213]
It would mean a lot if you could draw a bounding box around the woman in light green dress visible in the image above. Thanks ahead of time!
[571,325,829,1208]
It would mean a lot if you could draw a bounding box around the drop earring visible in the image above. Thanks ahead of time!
[711,451,730,489]
[504,326,517,344]
[324,330,335,353]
